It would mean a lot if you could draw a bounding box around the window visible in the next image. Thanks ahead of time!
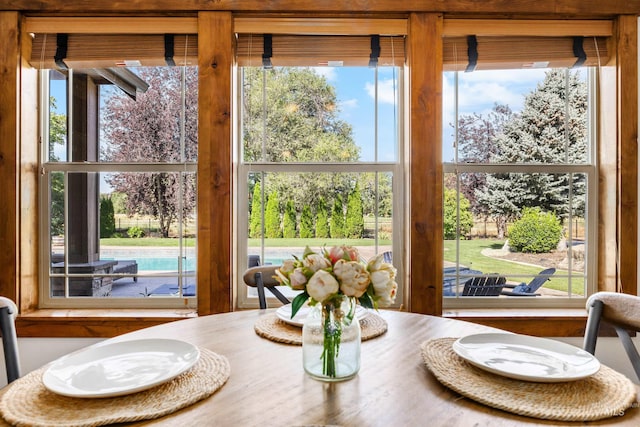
[443,65,597,308]
[36,33,198,308]
[235,35,404,308]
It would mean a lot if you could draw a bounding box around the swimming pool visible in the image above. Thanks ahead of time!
[110,257,196,272]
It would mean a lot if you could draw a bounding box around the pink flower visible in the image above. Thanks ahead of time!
[333,259,370,298]
[288,268,308,290]
[303,253,331,272]
[327,245,359,264]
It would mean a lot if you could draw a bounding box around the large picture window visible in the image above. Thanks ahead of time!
[236,37,404,307]
[443,66,596,308]
[36,33,198,308]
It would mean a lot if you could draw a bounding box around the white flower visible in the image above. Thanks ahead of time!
[280,259,296,274]
[307,270,339,303]
[289,268,307,290]
[303,253,331,272]
[368,257,398,306]
[334,259,370,298]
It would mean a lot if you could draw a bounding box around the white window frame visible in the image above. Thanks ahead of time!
[235,66,405,309]
[442,68,598,309]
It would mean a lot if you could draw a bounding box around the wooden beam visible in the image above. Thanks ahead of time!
[23,17,198,34]
[197,12,233,314]
[408,13,443,315]
[234,17,407,35]
[0,12,20,306]
[616,15,638,296]
[4,0,640,15]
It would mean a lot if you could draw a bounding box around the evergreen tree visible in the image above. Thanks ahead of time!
[443,188,474,239]
[475,69,587,238]
[330,194,345,238]
[99,196,116,238]
[265,191,282,238]
[299,204,314,238]
[315,197,330,238]
[249,182,263,238]
[283,199,297,238]
[345,182,364,238]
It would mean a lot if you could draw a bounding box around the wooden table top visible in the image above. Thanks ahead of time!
[3,309,639,426]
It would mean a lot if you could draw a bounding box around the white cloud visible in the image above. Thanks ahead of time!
[365,78,398,105]
[312,67,338,81]
[340,98,358,110]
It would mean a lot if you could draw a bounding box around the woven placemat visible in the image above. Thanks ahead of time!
[421,337,638,422]
[254,312,388,345]
[0,348,230,427]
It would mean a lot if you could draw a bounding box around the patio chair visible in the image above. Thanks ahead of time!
[500,267,556,296]
[243,265,290,309]
[0,297,20,383]
[461,275,506,296]
[584,292,640,382]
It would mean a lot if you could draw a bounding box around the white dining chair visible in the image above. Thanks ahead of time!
[0,297,20,383]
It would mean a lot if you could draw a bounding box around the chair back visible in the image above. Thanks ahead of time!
[243,265,290,309]
[0,297,19,383]
[462,275,506,296]
[584,292,640,381]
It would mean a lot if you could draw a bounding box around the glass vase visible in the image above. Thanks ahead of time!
[302,296,361,382]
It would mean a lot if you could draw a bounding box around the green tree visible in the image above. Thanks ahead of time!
[345,182,364,238]
[249,182,263,238]
[283,199,297,238]
[49,97,67,236]
[100,196,116,238]
[330,194,345,238]
[475,70,587,238]
[300,204,314,238]
[443,188,474,240]
[315,197,330,238]
[110,192,128,215]
[265,191,282,238]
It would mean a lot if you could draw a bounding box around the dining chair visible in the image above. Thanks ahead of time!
[243,265,290,309]
[584,292,640,382]
[0,297,20,383]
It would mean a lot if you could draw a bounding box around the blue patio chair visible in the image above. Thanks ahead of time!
[461,275,506,296]
[501,267,556,296]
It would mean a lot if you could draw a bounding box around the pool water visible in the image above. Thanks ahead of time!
[113,257,196,272]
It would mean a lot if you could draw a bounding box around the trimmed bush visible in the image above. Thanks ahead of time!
[300,204,314,238]
[127,226,145,238]
[443,188,474,240]
[508,207,562,253]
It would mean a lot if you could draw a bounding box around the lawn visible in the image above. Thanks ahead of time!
[444,239,581,295]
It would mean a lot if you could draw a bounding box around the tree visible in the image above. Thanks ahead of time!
[345,182,364,238]
[299,204,314,238]
[102,67,198,237]
[265,191,282,238]
[455,103,514,216]
[283,199,297,238]
[475,70,587,238]
[443,188,474,240]
[249,182,263,238]
[330,194,345,238]
[49,97,67,236]
[100,196,116,238]
[315,197,330,238]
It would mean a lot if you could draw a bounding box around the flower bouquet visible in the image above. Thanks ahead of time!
[275,245,397,381]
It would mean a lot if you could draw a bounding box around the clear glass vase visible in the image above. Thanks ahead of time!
[302,296,361,382]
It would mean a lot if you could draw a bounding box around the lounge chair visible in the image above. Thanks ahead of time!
[461,275,506,296]
[500,267,556,296]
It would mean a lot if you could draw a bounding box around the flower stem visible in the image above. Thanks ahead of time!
[322,301,342,378]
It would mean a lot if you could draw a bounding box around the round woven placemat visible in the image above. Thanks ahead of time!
[421,337,637,422]
[254,311,388,345]
[0,348,230,427]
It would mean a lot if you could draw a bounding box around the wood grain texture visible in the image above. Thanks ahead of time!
[4,310,639,426]
[3,0,640,15]
[408,13,443,315]
[616,16,638,297]
[0,13,20,306]
[197,12,233,315]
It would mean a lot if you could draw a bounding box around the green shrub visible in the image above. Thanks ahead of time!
[127,226,145,238]
[443,188,474,240]
[508,207,562,253]
[99,196,116,238]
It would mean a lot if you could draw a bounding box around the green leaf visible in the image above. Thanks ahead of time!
[358,293,374,309]
[290,291,310,318]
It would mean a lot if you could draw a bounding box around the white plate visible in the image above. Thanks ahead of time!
[42,338,200,398]
[452,333,600,382]
[276,303,369,327]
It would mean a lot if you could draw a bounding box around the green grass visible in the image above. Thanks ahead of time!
[444,239,580,295]
[247,238,391,247]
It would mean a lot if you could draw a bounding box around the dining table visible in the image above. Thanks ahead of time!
[0,309,639,426]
